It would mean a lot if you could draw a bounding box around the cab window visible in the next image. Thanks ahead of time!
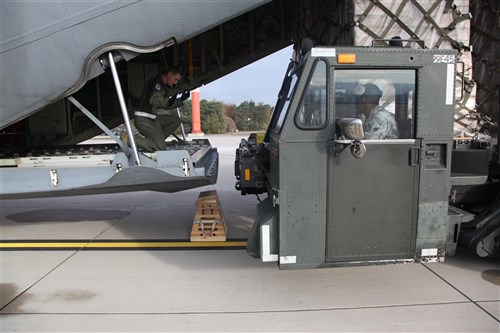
[295,59,328,129]
[273,73,298,133]
[269,62,302,135]
[334,69,416,139]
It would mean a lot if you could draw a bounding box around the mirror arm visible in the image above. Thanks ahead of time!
[333,141,350,156]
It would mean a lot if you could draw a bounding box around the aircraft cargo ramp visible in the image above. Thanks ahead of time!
[0,139,218,199]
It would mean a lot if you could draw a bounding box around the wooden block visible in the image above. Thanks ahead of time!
[190,190,227,242]
[190,219,226,241]
[196,214,220,220]
[196,190,219,204]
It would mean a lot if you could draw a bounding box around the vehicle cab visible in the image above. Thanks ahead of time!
[236,46,457,269]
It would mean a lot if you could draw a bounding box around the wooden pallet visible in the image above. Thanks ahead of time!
[190,190,227,241]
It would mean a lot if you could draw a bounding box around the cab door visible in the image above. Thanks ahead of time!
[326,69,419,263]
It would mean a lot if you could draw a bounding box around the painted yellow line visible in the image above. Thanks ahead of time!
[1,242,89,248]
[0,241,247,249]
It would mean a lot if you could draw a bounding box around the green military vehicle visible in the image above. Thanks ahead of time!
[235,45,499,269]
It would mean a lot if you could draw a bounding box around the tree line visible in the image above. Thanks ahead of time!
[178,100,273,134]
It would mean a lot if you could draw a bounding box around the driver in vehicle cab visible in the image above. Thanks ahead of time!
[354,83,399,140]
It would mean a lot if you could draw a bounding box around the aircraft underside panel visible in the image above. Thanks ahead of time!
[0,0,270,129]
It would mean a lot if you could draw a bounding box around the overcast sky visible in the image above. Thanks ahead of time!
[198,46,293,106]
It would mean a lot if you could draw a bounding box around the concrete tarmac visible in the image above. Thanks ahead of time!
[1,134,499,332]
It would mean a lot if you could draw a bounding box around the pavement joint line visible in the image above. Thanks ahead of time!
[0,249,82,312]
[422,263,500,323]
[0,300,484,316]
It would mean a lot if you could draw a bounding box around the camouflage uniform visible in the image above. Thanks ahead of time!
[134,75,183,152]
[363,105,399,140]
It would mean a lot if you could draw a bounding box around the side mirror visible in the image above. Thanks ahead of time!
[340,118,365,140]
[333,118,367,159]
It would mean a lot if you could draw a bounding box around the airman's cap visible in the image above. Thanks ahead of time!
[354,83,382,99]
